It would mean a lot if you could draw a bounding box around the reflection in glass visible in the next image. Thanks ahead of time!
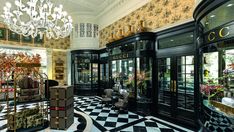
[177,56,194,111]
[158,58,171,106]
[111,59,135,98]
[136,57,152,103]
[92,63,98,84]
[75,57,91,84]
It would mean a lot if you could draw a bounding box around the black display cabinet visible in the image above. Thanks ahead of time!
[71,50,100,95]
[106,32,155,115]
[194,0,234,131]
[156,21,196,126]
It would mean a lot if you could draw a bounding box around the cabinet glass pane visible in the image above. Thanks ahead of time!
[158,58,171,106]
[92,63,98,84]
[203,52,218,82]
[75,61,91,84]
[177,56,194,111]
[136,40,153,50]
[136,57,152,103]
[111,59,135,98]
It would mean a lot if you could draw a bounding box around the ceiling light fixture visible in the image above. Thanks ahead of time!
[210,15,216,18]
[227,3,233,7]
[1,0,73,39]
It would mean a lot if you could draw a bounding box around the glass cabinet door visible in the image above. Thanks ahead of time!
[158,58,172,114]
[177,56,194,111]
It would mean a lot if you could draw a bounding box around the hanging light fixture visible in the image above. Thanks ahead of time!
[1,0,73,39]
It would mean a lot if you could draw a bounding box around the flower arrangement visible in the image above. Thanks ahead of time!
[200,79,224,101]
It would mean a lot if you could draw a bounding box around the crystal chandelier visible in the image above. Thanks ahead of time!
[1,0,73,39]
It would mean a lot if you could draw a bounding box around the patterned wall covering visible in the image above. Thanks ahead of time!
[52,51,68,85]
[99,0,195,48]
[0,23,70,49]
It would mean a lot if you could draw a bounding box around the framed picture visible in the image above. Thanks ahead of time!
[55,67,64,73]
[0,28,6,40]
[22,35,32,43]
[55,74,64,80]
[34,34,44,44]
[8,30,20,42]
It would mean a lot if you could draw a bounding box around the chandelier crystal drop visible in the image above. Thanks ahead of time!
[1,0,73,39]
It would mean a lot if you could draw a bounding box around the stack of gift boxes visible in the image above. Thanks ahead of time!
[50,86,74,130]
[18,76,40,102]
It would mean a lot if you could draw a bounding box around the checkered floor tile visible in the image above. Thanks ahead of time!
[74,96,143,131]
[74,96,194,132]
[0,96,195,132]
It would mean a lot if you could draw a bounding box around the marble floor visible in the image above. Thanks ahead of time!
[0,96,194,132]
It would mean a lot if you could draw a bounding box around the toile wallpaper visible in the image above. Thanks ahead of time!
[99,0,195,48]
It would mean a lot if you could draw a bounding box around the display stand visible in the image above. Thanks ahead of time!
[6,63,49,132]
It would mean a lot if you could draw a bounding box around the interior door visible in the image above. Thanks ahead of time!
[158,55,195,120]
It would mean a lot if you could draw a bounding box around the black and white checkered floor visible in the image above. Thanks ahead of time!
[0,96,194,132]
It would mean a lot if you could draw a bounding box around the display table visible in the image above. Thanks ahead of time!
[202,100,234,131]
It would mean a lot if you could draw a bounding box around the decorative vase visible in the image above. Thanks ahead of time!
[109,32,115,42]
[116,29,124,40]
[136,20,146,33]
[124,25,134,37]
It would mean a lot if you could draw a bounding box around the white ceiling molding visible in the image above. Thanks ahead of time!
[97,0,151,30]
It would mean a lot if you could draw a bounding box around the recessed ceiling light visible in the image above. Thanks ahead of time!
[190,35,193,37]
[170,40,174,42]
[227,3,233,7]
[210,15,216,18]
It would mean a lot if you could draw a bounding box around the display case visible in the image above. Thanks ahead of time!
[107,32,155,115]
[156,21,196,126]
[194,0,234,131]
[71,50,100,95]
